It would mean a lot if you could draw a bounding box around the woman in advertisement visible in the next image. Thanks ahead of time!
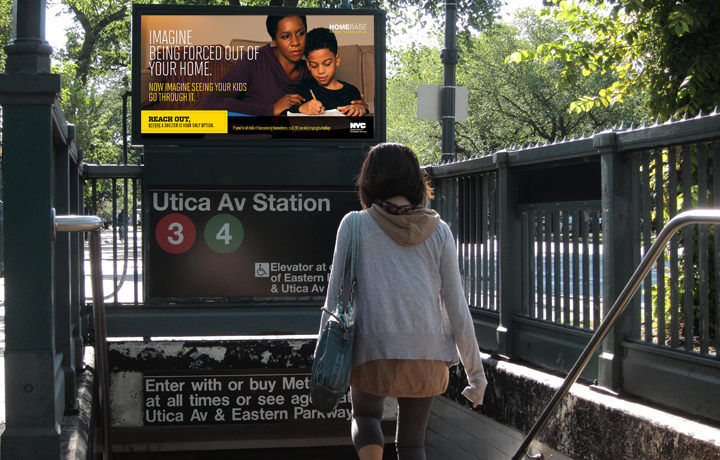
[200,15,309,116]
[319,143,487,459]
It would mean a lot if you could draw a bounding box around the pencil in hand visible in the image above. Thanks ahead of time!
[310,89,317,100]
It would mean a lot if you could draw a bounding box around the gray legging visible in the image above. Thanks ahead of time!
[351,387,435,460]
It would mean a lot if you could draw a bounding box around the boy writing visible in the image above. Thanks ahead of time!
[287,27,367,117]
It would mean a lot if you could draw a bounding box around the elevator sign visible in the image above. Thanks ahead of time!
[147,187,359,299]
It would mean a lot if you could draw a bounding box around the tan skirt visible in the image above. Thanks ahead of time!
[349,359,449,398]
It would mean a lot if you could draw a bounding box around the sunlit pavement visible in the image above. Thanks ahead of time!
[84,226,144,304]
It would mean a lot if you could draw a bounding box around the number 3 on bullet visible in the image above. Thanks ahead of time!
[156,213,196,254]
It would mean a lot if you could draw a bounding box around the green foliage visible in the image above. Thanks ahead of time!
[56,66,128,165]
[508,0,720,120]
[53,0,501,91]
[0,0,12,73]
[60,0,131,87]
[647,148,716,345]
[387,43,443,164]
[388,9,647,163]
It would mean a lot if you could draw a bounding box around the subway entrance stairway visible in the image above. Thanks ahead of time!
[1,230,720,458]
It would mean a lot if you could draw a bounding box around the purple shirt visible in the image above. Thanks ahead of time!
[200,44,310,116]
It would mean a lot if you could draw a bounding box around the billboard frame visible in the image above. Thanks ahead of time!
[131,4,386,149]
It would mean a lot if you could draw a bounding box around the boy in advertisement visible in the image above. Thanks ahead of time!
[286,27,367,117]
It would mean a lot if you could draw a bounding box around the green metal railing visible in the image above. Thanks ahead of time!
[512,209,720,460]
[85,166,144,306]
[426,110,720,423]
[54,214,112,459]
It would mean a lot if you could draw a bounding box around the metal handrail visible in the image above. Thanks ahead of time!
[512,209,720,460]
[55,213,112,460]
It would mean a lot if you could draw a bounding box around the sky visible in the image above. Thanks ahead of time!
[500,0,544,18]
[46,2,72,53]
[44,0,543,51]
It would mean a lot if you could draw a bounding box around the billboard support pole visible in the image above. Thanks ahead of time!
[440,0,457,162]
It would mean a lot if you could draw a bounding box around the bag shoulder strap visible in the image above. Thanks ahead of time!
[339,212,360,313]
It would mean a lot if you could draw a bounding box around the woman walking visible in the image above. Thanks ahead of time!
[318,143,487,460]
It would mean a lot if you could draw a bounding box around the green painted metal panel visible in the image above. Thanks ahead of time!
[2,102,56,351]
[143,148,366,187]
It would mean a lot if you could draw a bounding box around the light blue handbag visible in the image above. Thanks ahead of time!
[310,212,360,413]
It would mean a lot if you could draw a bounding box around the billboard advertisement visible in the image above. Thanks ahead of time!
[132,5,385,146]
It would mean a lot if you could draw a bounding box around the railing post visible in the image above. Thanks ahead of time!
[69,139,85,393]
[446,177,458,238]
[432,174,459,237]
[595,131,640,390]
[495,150,522,356]
[0,0,65,457]
[55,136,79,412]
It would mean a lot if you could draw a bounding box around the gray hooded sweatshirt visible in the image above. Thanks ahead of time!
[320,206,487,405]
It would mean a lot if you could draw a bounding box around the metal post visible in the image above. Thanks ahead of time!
[595,131,638,390]
[440,0,458,162]
[495,151,522,355]
[55,135,79,412]
[69,138,85,389]
[0,1,65,457]
[123,91,131,165]
[90,229,113,459]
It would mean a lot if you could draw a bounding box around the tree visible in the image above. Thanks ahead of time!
[508,0,720,120]
[63,0,129,87]
[387,9,647,163]
[47,0,501,165]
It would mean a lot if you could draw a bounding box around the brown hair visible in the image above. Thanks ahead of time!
[357,143,434,209]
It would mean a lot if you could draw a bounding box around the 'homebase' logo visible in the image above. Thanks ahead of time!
[329,23,368,33]
[350,122,367,134]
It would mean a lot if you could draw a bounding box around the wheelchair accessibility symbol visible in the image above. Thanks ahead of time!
[255,263,270,277]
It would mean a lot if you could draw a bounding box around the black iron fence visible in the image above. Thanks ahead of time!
[84,166,144,306]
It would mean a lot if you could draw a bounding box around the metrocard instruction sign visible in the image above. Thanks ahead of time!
[144,370,351,425]
[147,187,358,298]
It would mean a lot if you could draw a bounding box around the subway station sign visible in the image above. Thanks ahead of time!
[143,370,351,425]
[147,187,358,299]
